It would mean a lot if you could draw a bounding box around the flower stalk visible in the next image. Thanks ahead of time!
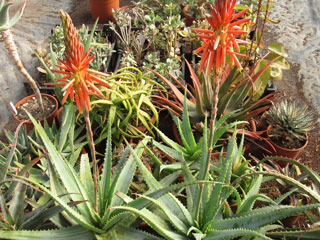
[49,10,112,211]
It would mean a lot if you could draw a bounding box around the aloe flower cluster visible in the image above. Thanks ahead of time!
[52,10,111,113]
[193,0,250,73]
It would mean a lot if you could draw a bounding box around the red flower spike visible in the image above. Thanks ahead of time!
[193,0,251,73]
[50,10,111,113]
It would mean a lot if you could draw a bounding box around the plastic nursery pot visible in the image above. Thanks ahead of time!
[89,0,119,23]
[266,129,308,168]
[13,93,58,133]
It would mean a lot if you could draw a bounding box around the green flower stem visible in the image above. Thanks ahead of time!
[196,70,221,223]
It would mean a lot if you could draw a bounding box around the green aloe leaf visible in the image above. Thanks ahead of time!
[101,137,150,227]
[210,204,320,230]
[137,194,189,234]
[205,228,272,240]
[80,154,94,204]
[111,206,189,240]
[0,225,94,240]
[58,103,75,152]
[8,175,27,225]
[245,170,320,203]
[203,131,238,227]
[154,127,188,156]
[267,227,320,239]
[83,18,98,53]
[99,107,114,215]
[25,112,99,225]
[127,141,193,226]
[152,140,184,161]
[16,175,103,234]
[111,225,162,239]
[181,91,196,149]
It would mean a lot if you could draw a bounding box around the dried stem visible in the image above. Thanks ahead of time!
[254,0,269,63]
[1,28,44,114]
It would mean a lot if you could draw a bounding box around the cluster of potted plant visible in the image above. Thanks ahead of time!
[1,0,320,239]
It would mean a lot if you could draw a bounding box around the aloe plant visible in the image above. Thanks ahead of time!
[242,156,320,238]
[265,99,315,148]
[91,67,163,146]
[0,123,67,233]
[2,108,169,239]
[112,115,320,239]
[152,55,278,129]
[149,93,247,176]
[0,103,86,181]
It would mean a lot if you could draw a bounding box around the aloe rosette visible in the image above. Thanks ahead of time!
[48,10,113,212]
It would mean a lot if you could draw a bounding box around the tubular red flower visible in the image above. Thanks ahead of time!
[193,0,250,73]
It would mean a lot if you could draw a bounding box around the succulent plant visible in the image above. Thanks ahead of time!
[0,0,44,113]
[265,99,315,144]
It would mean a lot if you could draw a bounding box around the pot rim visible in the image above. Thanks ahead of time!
[267,127,308,152]
[13,93,58,123]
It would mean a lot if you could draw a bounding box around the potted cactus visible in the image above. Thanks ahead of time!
[0,0,58,130]
[264,99,315,166]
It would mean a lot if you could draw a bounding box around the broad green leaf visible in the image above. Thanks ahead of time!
[268,43,288,58]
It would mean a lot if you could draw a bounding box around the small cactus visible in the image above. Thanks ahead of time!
[265,99,314,144]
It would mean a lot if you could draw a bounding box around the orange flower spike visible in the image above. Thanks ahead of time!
[49,10,111,113]
[194,0,250,72]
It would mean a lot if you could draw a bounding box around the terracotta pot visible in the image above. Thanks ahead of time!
[89,0,119,23]
[182,5,195,27]
[281,214,302,227]
[13,93,58,133]
[182,4,209,27]
[128,115,156,144]
[266,129,308,168]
